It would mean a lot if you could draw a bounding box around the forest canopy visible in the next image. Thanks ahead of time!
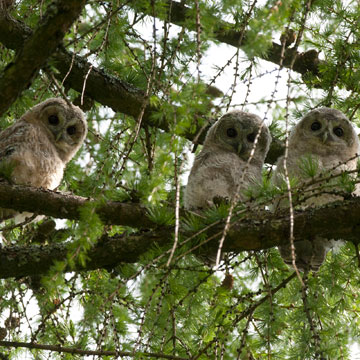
[1,0,360,359]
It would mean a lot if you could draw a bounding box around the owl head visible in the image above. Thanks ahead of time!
[204,110,271,164]
[289,107,359,159]
[21,98,88,163]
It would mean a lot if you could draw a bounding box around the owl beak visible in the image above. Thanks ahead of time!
[55,126,66,142]
[55,132,63,142]
[237,143,242,154]
[322,132,328,144]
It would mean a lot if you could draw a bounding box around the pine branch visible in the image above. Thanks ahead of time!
[128,0,323,76]
[0,341,189,359]
[0,12,283,164]
[0,0,87,116]
[1,182,360,278]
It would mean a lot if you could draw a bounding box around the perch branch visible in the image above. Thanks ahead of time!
[0,183,360,278]
[0,182,154,228]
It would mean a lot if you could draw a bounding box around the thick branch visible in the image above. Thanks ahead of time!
[0,182,155,228]
[1,195,360,278]
[0,12,282,164]
[0,0,86,116]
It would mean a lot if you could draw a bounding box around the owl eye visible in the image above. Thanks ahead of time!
[67,126,76,135]
[247,133,256,143]
[333,127,344,137]
[226,128,237,138]
[311,121,321,131]
[5,147,14,156]
[48,115,59,125]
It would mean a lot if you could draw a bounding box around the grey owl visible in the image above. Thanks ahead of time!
[273,107,359,272]
[185,110,271,209]
[0,97,88,222]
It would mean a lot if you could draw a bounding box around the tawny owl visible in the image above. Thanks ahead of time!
[273,107,359,271]
[0,97,87,222]
[185,110,271,209]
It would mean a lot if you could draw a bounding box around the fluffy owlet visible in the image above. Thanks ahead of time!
[273,107,359,271]
[0,97,88,222]
[185,110,271,209]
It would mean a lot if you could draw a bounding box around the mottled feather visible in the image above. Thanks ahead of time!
[273,107,359,271]
[0,98,87,222]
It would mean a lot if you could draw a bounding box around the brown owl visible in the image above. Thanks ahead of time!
[0,97,87,222]
[185,110,271,210]
[273,107,359,271]
[184,111,271,264]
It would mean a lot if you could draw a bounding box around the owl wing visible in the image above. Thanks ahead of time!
[0,121,32,180]
[0,121,34,221]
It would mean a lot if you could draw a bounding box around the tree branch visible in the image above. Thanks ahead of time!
[0,12,283,164]
[0,0,87,116]
[0,182,154,228]
[0,341,189,360]
[128,0,323,76]
[1,185,360,278]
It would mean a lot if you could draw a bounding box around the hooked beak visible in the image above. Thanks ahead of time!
[237,143,242,154]
[322,131,328,144]
[55,127,65,142]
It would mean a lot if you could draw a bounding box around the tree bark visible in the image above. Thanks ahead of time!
[0,182,359,279]
[0,0,87,116]
[0,182,155,228]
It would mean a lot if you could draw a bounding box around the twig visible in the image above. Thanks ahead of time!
[0,341,189,360]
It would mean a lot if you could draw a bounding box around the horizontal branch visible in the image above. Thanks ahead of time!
[0,0,86,116]
[129,0,323,76]
[0,12,283,164]
[1,183,360,278]
[0,341,189,360]
[0,182,154,228]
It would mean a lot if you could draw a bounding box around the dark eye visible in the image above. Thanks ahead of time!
[247,133,256,143]
[48,115,59,125]
[311,121,321,131]
[333,127,344,137]
[5,147,14,156]
[67,126,76,135]
[226,128,237,138]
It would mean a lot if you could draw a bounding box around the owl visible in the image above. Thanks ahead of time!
[273,107,360,271]
[185,111,271,210]
[184,111,271,263]
[0,97,87,222]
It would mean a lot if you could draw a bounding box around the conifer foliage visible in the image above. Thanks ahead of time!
[1,0,360,359]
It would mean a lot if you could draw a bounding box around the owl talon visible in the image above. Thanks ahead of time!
[212,196,229,207]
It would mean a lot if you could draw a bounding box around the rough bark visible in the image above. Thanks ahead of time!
[1,190,360,279]
[0,0,87,116]
[0,182,155,228]
[0,12,283,164]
